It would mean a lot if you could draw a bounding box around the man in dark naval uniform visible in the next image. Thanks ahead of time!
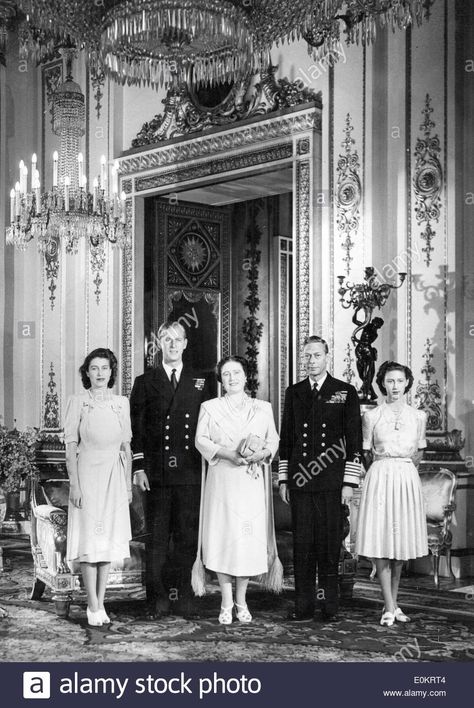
[130,321,210,619]
[278,335,362,622]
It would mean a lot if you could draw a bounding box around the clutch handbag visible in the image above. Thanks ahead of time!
[238,433,266,457]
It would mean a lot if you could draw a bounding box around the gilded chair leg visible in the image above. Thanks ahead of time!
[30,578,46,601]
[432,553,440,589]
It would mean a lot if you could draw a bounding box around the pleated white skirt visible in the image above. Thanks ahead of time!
[355,458,428,560]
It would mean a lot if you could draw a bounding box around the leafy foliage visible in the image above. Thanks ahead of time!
[0,424,41,493]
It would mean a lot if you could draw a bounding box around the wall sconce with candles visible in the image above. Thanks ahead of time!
[337,266,407,402]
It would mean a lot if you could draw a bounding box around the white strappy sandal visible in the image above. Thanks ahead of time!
[218,606,233,625]
[235,603,252,623]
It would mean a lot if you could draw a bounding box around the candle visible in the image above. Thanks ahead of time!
[64,176,70,212]
[100,155,106,188]
[10,189,15,223]
[53,151,58,188]
[21,165,28,195]
[19,160,24,185]
[78,152,83,187]
[113,194,118,218]
[15,182,21,216]
[93,177,98,212]
[34,170,41,215]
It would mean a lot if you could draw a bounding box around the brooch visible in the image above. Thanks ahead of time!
[327,391,348,404]
[193,378,205,390]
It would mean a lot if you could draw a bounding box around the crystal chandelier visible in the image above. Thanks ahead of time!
[6,51,129,254]
[12,1,429,88]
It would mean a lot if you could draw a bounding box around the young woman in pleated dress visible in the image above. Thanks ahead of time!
[65,348,132,627]
[355,361,428,627]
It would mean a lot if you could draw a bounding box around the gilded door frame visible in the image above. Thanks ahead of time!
[117,103,322,395]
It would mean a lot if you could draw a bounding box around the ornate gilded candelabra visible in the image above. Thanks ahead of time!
[338,267,406,401]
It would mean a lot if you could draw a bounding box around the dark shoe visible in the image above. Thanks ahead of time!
[287,611,313,622]
[320,611,339,623]
[145,599,170,620]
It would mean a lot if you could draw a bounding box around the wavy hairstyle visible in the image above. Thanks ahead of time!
[79,348,118,389]
[376,360,414,396]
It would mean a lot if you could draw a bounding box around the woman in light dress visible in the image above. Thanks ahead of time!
[356,361,428,626]
[194,355,282,624]
[65,348,132,627]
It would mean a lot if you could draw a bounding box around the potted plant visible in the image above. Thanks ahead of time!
[0,422,40,522]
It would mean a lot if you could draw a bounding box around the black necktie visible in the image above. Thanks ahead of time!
[171,369,178,391]
[312,382,319,397]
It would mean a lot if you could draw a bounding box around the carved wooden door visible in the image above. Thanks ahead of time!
[144,198,231,389]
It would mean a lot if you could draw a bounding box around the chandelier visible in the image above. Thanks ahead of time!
[6,51,129,254]
[11,1,429,88]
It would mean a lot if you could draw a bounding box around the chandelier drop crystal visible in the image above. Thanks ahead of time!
[6,51,130,254]
[12,1,429,88]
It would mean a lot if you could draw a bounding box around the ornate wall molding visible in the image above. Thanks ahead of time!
[242,203,264,397]
[119,110,320,178]
[131,66,321,148]
[342,342,356,384]
[296,159,311,380]
[414,338,443,431]
[413,94,443,267]
[43,362,59,430]
[335,113,362,276]
[120,202,134,396]
[135,144,293,193]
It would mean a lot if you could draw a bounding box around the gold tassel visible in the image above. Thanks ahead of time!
[191,557,207,597]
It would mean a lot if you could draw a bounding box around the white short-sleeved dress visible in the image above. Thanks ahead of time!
[355,403,429,560]
[65,392,132,563]
[195,396,280,577]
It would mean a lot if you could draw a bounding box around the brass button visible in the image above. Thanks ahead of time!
[165,435,169,440]
[164,446,170,451]
[165,425,170,430]
[185,435,189,440]
[322,433,326,438]
[185,424,189,429]
[321,442,326,447]
[185,445,189,450]
[322,423,327,428]
[302,452,307,458]
[185,413,190,418]
[304,423,308,428]
[303,433,308,438]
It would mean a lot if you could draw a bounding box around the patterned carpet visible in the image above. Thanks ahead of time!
[1,539,473,663]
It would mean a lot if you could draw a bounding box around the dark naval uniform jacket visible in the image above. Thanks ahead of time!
[130,365,210,486]
[278,373,362,492]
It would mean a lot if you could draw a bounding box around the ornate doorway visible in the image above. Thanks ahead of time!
[144,198,230,390]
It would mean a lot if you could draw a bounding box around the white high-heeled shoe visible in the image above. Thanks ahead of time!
[98,608,111,624]
[380,611,395,627]
[235,603,252,623]
[218,606,233,625]
[394,607,411,623]
[86,607,103,627]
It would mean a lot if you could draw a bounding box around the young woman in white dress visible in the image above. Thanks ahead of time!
[65,348,132,627]
[356,361,428,627]
[194,356,282,624]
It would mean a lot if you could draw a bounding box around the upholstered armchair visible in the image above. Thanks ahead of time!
[30,475,146,617]
[419,468,457,588]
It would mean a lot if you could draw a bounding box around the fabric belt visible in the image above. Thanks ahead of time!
[373,456,412,462]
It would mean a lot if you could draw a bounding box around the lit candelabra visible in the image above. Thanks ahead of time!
[6,154,128,254]
[5,49,129,255]
[338,266,407,402]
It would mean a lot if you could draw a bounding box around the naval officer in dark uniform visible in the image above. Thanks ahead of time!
[130,321,210,619]
[279,335,362,621]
